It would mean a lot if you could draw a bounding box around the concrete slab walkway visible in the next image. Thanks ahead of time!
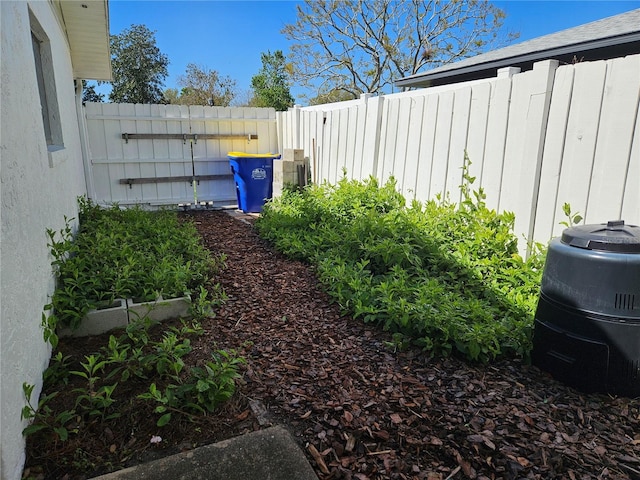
[91,426,318,480]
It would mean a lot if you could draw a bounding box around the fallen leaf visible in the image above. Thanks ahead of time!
[430,437,443,446]
[236,409,250,420]
[454,449,476,478]
[345,433,356,452]
[308,444,330,474]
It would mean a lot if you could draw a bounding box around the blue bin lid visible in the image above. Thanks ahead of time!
[228,151,281,159]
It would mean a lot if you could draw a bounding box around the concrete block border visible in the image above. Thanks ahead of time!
[126,296,191,324]
[58,296,191,338]
[58,299,129,338]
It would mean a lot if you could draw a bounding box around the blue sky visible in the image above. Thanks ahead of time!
[104,0,640,104]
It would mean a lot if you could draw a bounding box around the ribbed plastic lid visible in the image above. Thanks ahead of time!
[228,151,281,159]
[561,220,640,253]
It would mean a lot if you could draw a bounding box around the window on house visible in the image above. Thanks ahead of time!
[30,10,64,150]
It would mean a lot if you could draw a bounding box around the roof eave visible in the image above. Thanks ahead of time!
[57,0,112,81]
[396,32,640,88]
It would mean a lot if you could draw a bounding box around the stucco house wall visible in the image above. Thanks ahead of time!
[1,2,90,479]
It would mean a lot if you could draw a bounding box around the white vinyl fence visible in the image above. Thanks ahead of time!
[278,55,640,253]
[83,103,278,207]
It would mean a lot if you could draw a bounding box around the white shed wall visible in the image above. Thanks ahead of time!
[1,2,88,479]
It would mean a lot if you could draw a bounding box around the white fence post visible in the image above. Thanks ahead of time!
[363,95,385,181]
[293,104,302,149]
[77,88,96,200]
[501,59,559,253]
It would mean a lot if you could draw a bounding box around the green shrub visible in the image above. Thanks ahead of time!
[256,163,545,362]
[45,198,224,335]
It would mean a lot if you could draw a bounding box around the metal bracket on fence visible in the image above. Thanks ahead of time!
[121,133,259,143]
[120,173,233,189]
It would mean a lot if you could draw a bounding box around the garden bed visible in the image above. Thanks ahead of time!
[24,209,640,480]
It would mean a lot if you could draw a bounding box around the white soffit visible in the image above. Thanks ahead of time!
[57,0,112,81]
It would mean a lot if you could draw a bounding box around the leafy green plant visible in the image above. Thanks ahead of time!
[43,352,73,387]
[189,350,245,411]
[146,332,191,379]
[69,354,119,420]
[256,159,545,362]
[560,202,583,227]
[139,350,245,427]
[21,383,76,442]
[42,198,226,339]
[28,317,242,441]
[188,284,227,320]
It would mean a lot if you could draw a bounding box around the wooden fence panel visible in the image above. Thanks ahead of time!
[500,61,556,246]
[377,95,400,184]
[319,111,332,183]
[362,96,383,180]
[534,64,575,243]
[587,55,640,223]
[393,96,413,191]
[553,61,608,231]
[414,94,439,203]
[85,103,277,206]
[447,87,472,205]
[622,116,640,223]
[466,82,491,195]
[336,108,350,179]
[403,96,426,197]
[429,90,454,200]
[481,78,511,211]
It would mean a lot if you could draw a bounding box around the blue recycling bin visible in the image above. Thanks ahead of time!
[228,152,281,213]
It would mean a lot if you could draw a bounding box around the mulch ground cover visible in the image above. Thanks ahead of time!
[25,209,640,480]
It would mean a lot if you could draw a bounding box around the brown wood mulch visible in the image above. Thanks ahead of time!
[25,209,640,480]
[187,210,640,480]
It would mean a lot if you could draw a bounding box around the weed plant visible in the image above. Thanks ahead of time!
[256,159,545,362]
[44,198,225,339]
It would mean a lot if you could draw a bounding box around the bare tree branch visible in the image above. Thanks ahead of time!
[283,0,515,98]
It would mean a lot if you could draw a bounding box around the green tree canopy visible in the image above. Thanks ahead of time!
[283,0,516,98]
[162,88,181,105]
[109,24,169,103]
[250,50,295,111]
[164,64,236,107]
[309,89,358,106]
[82,81,104,103]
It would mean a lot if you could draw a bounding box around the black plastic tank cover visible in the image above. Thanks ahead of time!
[561,220,640,253]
